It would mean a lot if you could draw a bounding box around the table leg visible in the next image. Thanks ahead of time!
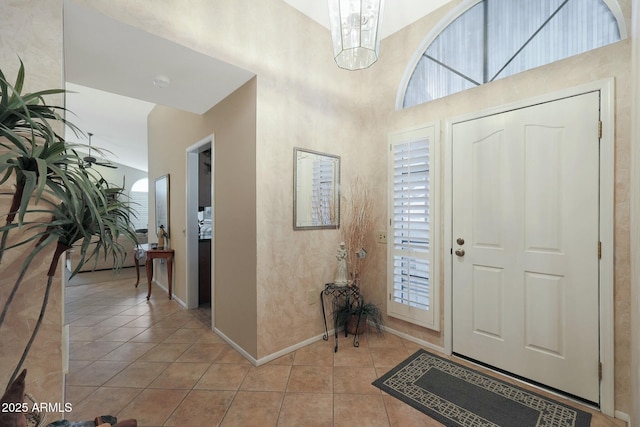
[134,256,140,287]
[145,259,153,300]
[167,255,173,300]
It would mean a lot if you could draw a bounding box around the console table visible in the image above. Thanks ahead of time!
[320,283,362,352]
[134,244,175,300]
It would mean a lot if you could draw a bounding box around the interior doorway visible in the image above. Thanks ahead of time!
[186,135,214,328]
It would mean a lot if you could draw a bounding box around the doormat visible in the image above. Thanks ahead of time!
[372,350,592,427]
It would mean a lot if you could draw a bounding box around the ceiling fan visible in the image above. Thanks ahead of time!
[83,133,117,169]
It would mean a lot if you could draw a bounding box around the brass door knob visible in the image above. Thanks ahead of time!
[455,249,465,257]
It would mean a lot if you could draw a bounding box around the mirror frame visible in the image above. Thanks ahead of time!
[293,147,340,230]
[155,174,170,238]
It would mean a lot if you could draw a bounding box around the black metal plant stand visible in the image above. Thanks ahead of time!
[320,282,362,352]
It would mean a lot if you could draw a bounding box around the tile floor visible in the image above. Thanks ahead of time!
[63,271,626,427]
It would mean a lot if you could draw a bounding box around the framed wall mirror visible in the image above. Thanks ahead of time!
[294,147,340,229]
[155,174,170,238]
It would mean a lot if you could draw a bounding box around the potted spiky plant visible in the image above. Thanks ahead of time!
[0,60,138,426]
[335,298,384,336]
[2,173,137,385]
[0,59,85,262]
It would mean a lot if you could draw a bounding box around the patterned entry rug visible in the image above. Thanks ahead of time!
[372,350,591,427]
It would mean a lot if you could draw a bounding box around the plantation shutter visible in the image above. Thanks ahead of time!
[388,125,439,330]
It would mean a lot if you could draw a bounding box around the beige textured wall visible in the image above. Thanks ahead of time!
[147,79,258,357]
[252,15,377,358]
[366,0,633,414]
[0,0,64,416]
[631,0,640,423]
[205,79,258,357]
[147,106,205,303]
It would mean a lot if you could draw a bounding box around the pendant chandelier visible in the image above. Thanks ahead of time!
[328,0,385,70]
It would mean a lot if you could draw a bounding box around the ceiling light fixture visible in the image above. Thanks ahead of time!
[153,74,171,88]
[328,0,385,70]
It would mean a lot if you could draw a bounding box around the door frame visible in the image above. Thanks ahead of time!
[443,79,615,415]
[185,135,215,324]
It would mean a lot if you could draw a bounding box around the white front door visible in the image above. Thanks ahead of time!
[452,92,601,403]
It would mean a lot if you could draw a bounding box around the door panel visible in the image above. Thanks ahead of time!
[471,130,507,249]
[524,127,563,253]
[471,265,504,340]
[452,92,600,403]
[524,272,564,356]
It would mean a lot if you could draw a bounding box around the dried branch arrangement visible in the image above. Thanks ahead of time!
[340,177,375,286]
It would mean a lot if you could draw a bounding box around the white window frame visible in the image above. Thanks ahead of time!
[387,123,440,330]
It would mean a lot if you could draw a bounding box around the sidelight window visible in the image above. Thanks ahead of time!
[388,124,439,330]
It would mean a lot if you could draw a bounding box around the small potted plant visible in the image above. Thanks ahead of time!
[336,298,384,336]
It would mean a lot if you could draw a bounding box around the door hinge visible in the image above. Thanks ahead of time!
[599,362,603,381]
[598,241,602,259]
[598,121,602,139]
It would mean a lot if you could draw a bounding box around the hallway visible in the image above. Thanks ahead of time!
[63,273,623,426]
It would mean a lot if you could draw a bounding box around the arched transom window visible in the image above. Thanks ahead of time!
[399,0,624,109]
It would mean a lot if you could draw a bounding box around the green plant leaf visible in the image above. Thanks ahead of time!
[13,58,25,97]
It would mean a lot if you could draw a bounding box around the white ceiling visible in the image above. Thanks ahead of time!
[63,0,446,172]
[65,83,155,171]
[63,0,255,171]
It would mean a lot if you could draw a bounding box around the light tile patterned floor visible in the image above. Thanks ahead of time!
[63,272,626,427]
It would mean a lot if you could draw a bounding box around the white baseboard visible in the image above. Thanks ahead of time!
[255,332,334,366]
[614,411,630,426]
[213,327,259,366]
[211,328,337,367]
[211,324,440,368]
[382,325,446,355]
[152,279,187,308]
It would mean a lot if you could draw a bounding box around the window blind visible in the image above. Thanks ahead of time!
[129,191,148,231]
